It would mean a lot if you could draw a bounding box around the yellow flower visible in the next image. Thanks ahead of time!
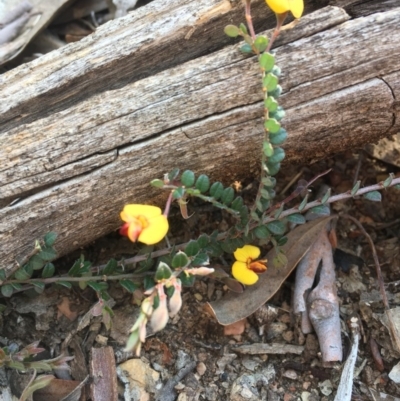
[119,204,169,245]
[265,0,304,18]
[232,245,267,285]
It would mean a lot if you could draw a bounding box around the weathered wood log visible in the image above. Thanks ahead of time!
[1,1,399,273]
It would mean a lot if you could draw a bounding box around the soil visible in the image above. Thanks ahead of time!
[2,149,400,401]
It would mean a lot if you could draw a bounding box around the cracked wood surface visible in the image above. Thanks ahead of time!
[1,3,400,272]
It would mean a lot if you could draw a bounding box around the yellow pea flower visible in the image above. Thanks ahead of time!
[265,0,304,18]
[232,245,267,285]
[119,204,169,245]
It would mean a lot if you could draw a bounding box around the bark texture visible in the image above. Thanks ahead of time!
[0,0,399,272]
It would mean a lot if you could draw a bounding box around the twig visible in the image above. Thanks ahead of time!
[334,317,360,401]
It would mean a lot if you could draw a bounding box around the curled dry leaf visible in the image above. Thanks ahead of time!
[207,216,337,326]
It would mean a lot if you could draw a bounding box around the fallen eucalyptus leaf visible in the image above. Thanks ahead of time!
[207,216,337,325]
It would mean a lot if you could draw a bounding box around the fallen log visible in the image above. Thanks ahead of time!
[0,1,399,273]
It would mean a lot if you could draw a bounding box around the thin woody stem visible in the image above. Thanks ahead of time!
[244,0,256,40]
[266,12,288,52]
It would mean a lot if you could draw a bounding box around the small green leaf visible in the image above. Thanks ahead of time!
[221,187,235,205]
[41,263,55,278]
[239,23,248,35]
[277,236,288,246]
[263,142,274,157]
[28,255,46,271]
[240,43,253,54]
[266,162,281,176]
[351,180,361,196]
[220,240,238,254]
[268,85,282,98]
[254,225,270,239]
[180,273,195,287]
[382,173,394,188]
[120,279,138,293]
[250,211,261,221]
[87,281,108,292]
[231,197,244,211]
[166,286,175,298]
[269,107,285,121]
[1,285,13,297]
[264,118,281,134]
[192,252,209,266]
[197,234,209,248]
[43,232,57,247]
[254,36,268,53]
[269,147,285,164]
[155,262,173,280]
[103,259,118,275]
[168,168,180,181]
[172,187,185,199]
[38,246,57,262]
[0,270,5,281]
[262,177,276,188]
[286,213,306,224]
[195,175,210,193]
[185,241,200,257]
[269,129,287,145]
[320,188,331,204]
[266,221,286,235]
[273,204,284,219]
[263,73,278,92]
[57,281,72,289]
[224,24,240,37]
[209,182,224,200]
[181,170,196,187]
[298,194,309,211]
[143,276,155,291]
[14,268,31,281]
[32,282,45,293]
[150,179,164,188]
[264,96,278,112]
[363,191,382,202]
[207,242,223,258]
[394,184,400,190]
[259,52,274,71]
[272,66,281,76]
[0,304,6,313]
[308,205,331,217]
[172,252,190,269]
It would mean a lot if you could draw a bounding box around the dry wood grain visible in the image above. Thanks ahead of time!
[0,5,399,273]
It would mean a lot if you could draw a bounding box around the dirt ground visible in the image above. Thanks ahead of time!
[2,148,400,401]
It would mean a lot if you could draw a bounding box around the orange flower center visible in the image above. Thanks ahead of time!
[247,258,267,274]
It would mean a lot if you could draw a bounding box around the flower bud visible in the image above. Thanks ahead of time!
[186,267,215,276]
[169,279,182,317]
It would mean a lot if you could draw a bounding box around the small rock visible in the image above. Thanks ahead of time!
[95,334,108,345]
[241,357,260,372]
[283,369,298,380]
[197,362,207,376]
[216,354,237,373]
[318,379,333,396]
[176,350,192,370]
[119,358,160,391]
[231,374,260,401]
[389,361,400,383]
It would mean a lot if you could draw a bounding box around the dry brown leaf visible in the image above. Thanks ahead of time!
[208,216,337,325]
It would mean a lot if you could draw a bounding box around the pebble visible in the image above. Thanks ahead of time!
[282,369,298,380]
[318,379,333,396]
[197,362,207,376]
[389,361,400,383]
